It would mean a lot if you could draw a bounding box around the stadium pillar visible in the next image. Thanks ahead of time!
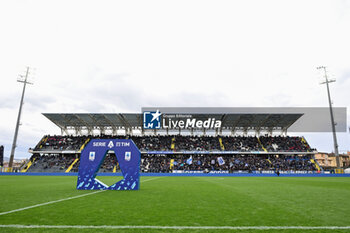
[87,127,92,136]
[9,67,33,169]
[0,145,4,167]
[255,129,260,137]
[318,66,340,169]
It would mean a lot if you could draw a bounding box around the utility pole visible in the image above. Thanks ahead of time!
[317,66,340,169]
[9,67,33,169]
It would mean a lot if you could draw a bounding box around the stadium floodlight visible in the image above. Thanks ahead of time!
[317,66,340,169]
[8,67,34,169]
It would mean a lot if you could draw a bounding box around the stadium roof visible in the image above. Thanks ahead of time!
[43,113,303,133]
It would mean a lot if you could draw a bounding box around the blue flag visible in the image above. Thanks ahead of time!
[217,156,225,166]
[186,156,193,165]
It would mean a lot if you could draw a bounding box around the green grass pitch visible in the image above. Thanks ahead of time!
[0,176,350,233]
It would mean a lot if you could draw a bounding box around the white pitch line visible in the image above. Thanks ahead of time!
[141,177,161,183]
[0,225,349,230]
[0,190,106,216]
[0,177,161,216]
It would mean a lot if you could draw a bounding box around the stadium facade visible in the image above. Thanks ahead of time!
[15,108,332,174]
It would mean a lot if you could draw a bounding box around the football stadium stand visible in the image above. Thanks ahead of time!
[27,134,317,173]
[23,112,319,174]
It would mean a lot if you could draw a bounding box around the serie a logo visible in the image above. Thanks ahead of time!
[125,151,131,161]
[89,152,95,161]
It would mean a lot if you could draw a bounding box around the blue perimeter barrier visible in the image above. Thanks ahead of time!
[1,172,350,177]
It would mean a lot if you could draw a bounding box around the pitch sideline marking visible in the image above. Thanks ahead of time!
[0,177,161,216]
[0,225,349,230]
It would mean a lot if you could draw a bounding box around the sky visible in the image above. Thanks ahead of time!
[0,0,349,159]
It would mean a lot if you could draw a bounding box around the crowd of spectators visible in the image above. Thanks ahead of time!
[141,155,170,173]
[33,135,313,152]
[140,154,317,173]
[174,136,221,151]
[131,136,172,151]
[99,154,120,172]
[29,154,77,172]
[27,153,317,173]
[27,153,119,173]
[259,136,311,152]
[221,136,263,151]
[34,135,89,151]
[269,155,316,171]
